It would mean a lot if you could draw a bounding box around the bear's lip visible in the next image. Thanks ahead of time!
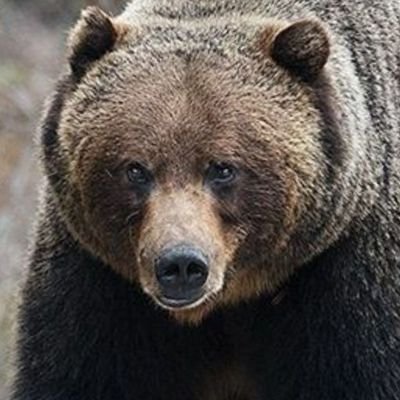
[156,292,206,310]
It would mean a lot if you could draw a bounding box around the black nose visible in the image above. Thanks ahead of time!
[155,246,208,304]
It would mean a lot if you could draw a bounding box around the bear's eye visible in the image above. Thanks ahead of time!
[127,163,153,186]
[206,162,237,187]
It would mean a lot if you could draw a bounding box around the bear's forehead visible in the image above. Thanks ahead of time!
[61,49,312,170]
[64,58,263,147]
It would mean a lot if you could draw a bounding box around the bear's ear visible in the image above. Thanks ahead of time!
[68,6,125,79]
[268,19,330,81]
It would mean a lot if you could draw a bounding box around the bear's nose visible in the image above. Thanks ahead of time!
[155,246,208,306]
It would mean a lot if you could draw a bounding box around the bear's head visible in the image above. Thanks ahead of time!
[43,6,355,323]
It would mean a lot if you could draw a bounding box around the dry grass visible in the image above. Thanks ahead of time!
[0,1,124,398]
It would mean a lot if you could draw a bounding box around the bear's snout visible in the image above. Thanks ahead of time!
[155,245,209,308]
[136,188,240,317]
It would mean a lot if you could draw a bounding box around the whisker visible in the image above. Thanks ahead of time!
[105,168,114,178]
[125,210,141,225]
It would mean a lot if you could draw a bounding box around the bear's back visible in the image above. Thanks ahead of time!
[122,0,399,24]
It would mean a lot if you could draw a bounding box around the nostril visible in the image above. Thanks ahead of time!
[156,262,181,286]
[161,263,180,283]
[187,262,207,284]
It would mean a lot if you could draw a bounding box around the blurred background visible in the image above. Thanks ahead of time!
[0,1,124,398]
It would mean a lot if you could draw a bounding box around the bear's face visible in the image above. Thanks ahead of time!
[52,8,333,323]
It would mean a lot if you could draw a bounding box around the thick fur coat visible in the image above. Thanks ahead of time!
[12,1,400,399]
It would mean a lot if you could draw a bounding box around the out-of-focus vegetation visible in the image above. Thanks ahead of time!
[0,1,124,398]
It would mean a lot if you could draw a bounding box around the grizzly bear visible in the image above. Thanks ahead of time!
[12,0,400,399]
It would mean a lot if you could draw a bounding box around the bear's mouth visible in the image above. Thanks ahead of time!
[155,291,207,310]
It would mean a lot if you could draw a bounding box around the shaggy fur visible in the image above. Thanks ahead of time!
[12,0,400,399]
